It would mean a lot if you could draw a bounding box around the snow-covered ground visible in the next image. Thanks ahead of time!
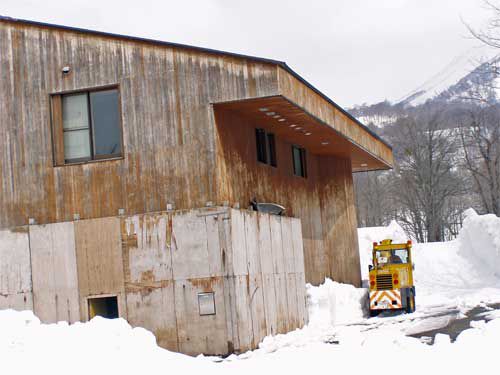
[1,209,500,374]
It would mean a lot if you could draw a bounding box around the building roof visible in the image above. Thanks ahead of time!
[0,15,391,150]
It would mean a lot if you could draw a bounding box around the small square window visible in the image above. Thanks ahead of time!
[51,87,123,165]
[198,292,216,316]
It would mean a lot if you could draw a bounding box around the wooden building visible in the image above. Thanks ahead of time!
[0,16,393,354]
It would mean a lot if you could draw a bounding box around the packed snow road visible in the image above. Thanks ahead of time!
[1,209,499,374]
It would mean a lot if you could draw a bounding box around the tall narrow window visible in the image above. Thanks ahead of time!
[51,87,122,165]
[267,133,277,167]
[255,128,277,167]
[256,128,267,164]
[292,145,307,178]
[62,94,91,162]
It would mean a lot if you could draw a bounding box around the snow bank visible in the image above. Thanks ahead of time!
[0,309,215,375]
[458,208,500,281]
[307,279,367,326]
[358,220,408,280]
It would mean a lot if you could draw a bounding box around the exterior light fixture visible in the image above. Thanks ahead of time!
[266,112,276,116]
[259,108,269,112]
[305,132,312,136]
[273,115,281,119]
[278,118,286,122]
[321,141,329,145]
[295,127,302,130]
[290,124,297,128]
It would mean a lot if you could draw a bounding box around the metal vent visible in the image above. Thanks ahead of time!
[376,274,393,290]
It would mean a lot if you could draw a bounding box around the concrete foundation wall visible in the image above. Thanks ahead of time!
[0,207,308,356]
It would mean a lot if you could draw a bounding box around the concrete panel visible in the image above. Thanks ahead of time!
[0,228,32,311]
[171,211,210,279]
[296,272,308,326]
[270,215,284,274]
[286,273,298,329]
[244,211,261,276]
[229,209,247,276]
[247,274,267,346]
[205,213,225,276]
[273,273,289,334]
[30,222,80,323]
[123,214,173,284]
[281,218,295,273]
[174,277,228,355]
[261,273,278,336]
[126,285,178,351]
[232,275,254,352]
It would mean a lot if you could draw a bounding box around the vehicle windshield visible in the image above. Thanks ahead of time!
[375,248,409,265]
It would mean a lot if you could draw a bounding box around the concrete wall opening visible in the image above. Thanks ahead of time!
[88,296,119,319]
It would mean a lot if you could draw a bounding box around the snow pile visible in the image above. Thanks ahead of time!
[254,279,367,354]
[0,309,214,375]
[307,279,367,326]
[358,220,408,280]
[457,208,500,281]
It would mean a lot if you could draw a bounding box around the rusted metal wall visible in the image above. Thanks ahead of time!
[0,208,307,356]
[215,109,361,286]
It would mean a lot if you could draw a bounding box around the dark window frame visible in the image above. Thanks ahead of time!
[255,128,277,168]
[292,145,307,178]
[50,84,124,166]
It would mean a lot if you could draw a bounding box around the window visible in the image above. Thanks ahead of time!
[292,145,307,178]
[255,128,277,167]
[375,249,409,265]
[51,87,122,165]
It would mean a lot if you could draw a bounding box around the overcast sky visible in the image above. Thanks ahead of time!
[0,0,497,107]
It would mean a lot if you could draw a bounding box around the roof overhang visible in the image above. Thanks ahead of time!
[213,95,392,172]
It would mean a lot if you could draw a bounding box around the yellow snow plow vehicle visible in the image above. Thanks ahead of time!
[368,239,415,316]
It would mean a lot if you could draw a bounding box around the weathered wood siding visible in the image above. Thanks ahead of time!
[0,19,378,288]
[74,217,127,319]
[0,228,33,310]
[215,109,361,286]
[277,67,394,167]
[0,21,279,230]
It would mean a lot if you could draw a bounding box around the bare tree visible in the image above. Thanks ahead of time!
[354,170,395,227]
[466,1,500,49]
[459,105,500,215]
[390,109,466,242]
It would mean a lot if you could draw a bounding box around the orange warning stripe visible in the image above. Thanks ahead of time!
[370,290,402,309]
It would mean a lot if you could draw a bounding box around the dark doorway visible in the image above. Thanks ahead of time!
[88,296,119,319]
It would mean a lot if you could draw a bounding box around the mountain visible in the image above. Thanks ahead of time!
[350,52,500,128]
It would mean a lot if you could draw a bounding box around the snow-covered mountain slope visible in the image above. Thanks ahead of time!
[398,53,500,107]
[350,51,500,128]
